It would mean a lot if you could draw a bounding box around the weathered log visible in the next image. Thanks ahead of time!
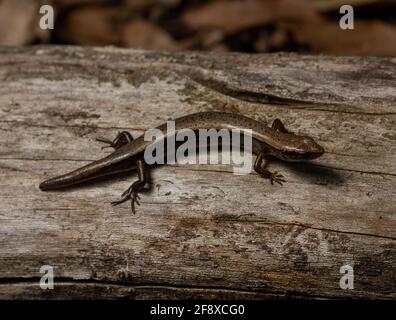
[0,46,395,299]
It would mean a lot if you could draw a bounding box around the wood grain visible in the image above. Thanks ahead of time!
[0,46,395,299]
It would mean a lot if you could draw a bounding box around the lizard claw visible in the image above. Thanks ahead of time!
[96,131,133,151]
[131,192,141,214]
[113,185,142,214]
[121,186,132,198]
[270,171,285,185]
[111,198,127,206]
[96,137,115,150]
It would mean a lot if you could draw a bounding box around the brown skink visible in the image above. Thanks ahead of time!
[39,112,324,213]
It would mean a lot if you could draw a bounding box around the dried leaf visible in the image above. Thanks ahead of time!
[122,19,176,50]
[0,0,41,45]
[181,0,315,34]
[314,0,382,12]
[124,0,180,10]
[285,18,396,55]
[57,5,122,45]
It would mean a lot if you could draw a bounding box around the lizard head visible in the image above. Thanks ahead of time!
[274,134,325,161]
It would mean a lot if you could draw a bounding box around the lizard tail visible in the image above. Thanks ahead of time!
[39,160,106,190]
[39,157,134,191]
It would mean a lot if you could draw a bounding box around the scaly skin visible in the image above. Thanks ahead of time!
[39,112,325,214]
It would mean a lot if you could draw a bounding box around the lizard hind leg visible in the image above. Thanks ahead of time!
[254,152,285,185]
[111,159,147,214]
[96,131,134,150]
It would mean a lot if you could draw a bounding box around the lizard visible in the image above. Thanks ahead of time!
[39,112,324,214]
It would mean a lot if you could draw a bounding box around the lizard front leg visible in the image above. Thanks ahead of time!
[111,159,148,214]
[271,118,289,133]
[96,131,134,150]
[254,151,285,185]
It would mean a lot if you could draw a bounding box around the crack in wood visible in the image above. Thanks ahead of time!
[0,278,382,300]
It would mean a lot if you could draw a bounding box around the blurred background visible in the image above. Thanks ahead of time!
[0,0,395,55]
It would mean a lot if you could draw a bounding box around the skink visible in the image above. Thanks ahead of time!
[39,112,324,213]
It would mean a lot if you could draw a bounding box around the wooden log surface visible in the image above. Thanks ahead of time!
[0,46,395,299]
